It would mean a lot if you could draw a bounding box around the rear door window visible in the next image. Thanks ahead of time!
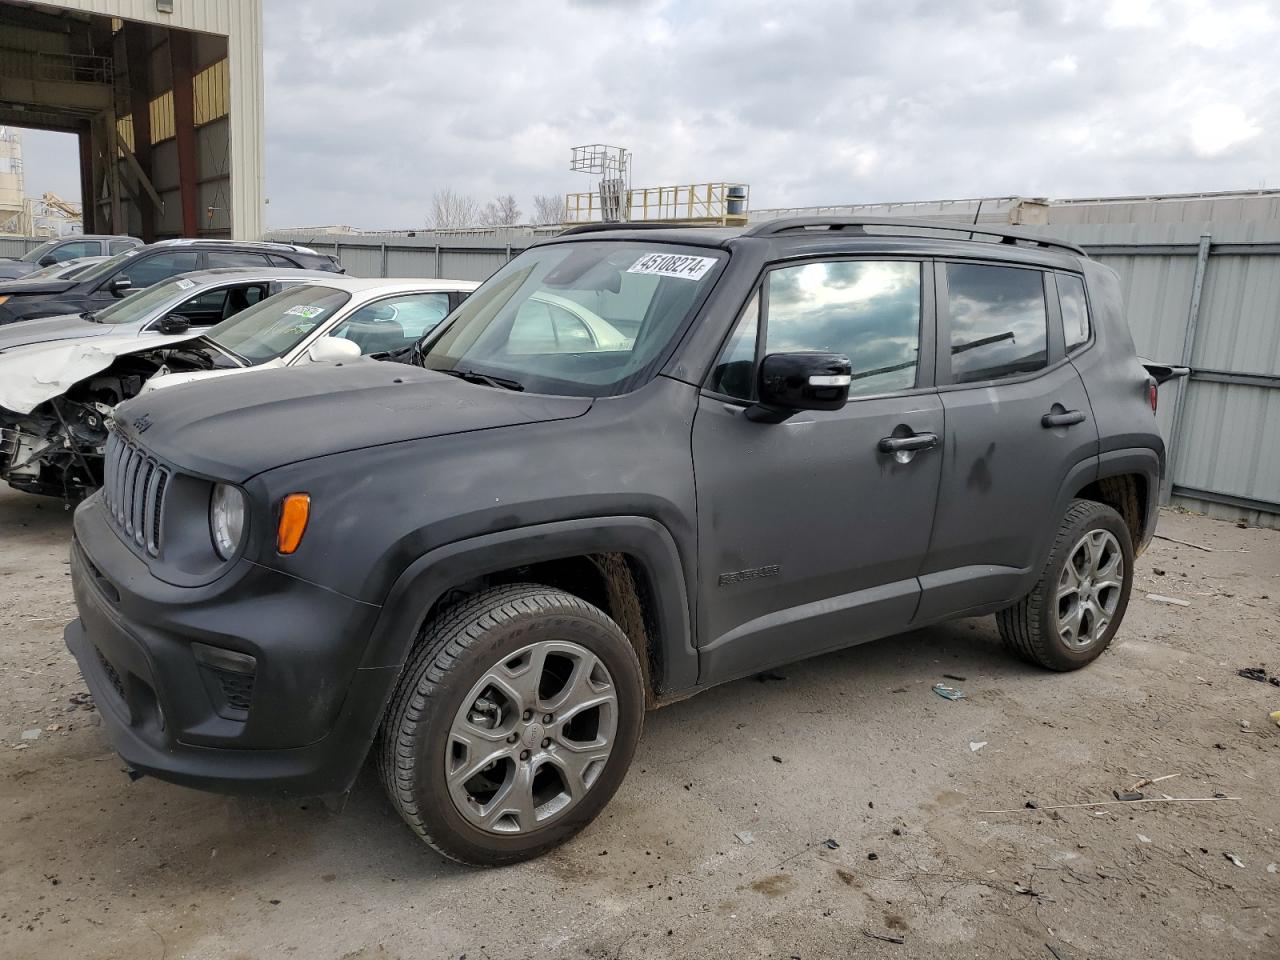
[945,263,1048,383]
[206,250,274,269]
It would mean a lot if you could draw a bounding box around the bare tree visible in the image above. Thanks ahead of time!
[531,193,567,226]
[479,194,522,227]
[428,187,481,229]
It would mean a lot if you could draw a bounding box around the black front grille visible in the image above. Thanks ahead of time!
[216,670,255,713]
[95,646,125,701]
[102,431,170,556]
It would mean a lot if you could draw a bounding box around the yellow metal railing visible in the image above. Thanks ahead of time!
[565,182,750,225]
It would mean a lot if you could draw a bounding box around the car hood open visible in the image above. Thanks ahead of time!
[0,313,112,353]
[0,329,206,414]
[113,361,594,481]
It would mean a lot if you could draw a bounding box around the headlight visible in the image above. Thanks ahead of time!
[209,483,246,560]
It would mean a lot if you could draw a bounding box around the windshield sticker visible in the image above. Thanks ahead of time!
[175,278,195,290]
[284,304,325,319]
[626,253,718,281]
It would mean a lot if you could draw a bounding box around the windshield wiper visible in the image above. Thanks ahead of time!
[79,310,101,323]
[439,368,524,391]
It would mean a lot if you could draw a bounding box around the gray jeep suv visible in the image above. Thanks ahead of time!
[64,217,1174,865]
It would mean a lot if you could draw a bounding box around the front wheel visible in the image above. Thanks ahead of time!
[377,584,644,866]
[997,499,1134,671]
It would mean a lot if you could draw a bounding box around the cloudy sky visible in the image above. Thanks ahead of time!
[17,0,1280,229]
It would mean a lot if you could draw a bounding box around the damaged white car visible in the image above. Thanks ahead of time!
[0,276,476,498]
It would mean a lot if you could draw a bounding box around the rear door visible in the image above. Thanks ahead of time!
[691,256,944,683]
[915,261,1098,622]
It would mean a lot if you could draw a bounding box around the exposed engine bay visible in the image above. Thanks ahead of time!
[0,342,222,499]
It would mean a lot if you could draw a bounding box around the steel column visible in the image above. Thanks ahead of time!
[1160,233,1213,504]
[169,32,199,237]
[124,24,156,242]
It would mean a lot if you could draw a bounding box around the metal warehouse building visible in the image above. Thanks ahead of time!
[0,0,263,239]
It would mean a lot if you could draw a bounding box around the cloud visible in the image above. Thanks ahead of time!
[10,0,1280,231]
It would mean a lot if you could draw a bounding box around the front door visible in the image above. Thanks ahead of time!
[692,257,943,684]
[915,261,1099,622]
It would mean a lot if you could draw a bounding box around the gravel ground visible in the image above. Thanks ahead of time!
[1,482,1277,959]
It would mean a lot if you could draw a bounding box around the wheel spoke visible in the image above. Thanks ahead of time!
[492,644,551,715]
[1054,528,1125,650]
[547,745,610,799]
[479,761,538,831]
[546,653,612,717]
[447,732,512,786]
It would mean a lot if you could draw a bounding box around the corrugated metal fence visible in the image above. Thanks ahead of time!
[4,224,1275,524]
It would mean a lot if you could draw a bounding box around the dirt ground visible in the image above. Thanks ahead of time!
[0,482,1277,960]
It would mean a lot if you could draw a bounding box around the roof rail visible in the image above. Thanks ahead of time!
[742,216,1088,258]
[557,221,701,237]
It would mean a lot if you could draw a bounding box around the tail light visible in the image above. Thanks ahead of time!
[1148,380,1159,412]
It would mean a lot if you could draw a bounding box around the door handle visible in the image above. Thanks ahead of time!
[878,432,939,453]
[1041,410,1086,428]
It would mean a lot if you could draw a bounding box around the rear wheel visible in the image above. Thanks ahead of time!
[997,499,1133,670]
[378,584,644,866]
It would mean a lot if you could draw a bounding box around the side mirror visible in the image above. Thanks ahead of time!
[158,315,190,335]
[747,352,852,423]
[39,255,57,267]
[306,336,362,363]
[108,275,132,297]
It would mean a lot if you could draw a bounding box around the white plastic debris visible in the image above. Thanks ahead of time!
[969,741,988,752]
[20,728,41,740]
[734,831,754,846]
[1267,863,1277,874]
[1225,853,1245,868]
[1145,593,1191,606]
[1137,834,1152,844]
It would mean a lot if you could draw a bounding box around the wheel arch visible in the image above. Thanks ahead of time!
[1074,448,1162,554]
[359,517,698,710]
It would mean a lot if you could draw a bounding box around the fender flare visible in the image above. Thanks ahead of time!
[358,516,698,694]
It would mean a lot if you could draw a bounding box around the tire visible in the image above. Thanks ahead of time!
[377,584,645,866]
[997,499,1134,671]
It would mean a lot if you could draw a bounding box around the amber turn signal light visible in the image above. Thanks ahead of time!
[276,493,311,554]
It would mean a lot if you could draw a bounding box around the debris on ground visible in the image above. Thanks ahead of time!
[1237,666,1279,686]
[1137,834,1152,843]
[943,673,967,681]
[1046,944,1076,960]
[867,852,879,861]
[1146,593,1191,606]
[733,831,754,846]
[1224,853,1245,868]
[771,755,784,763]
[1113,790,1145,802]
[969,741,988,752]
[1267,863,1277,874]
[1013,883,1041,896]
[1271,710,1280,728]
[822,839,840,850]
[1154,533,1213,551]
[1130,773,1179,791]
[19,728,40,740]
[981,795,1241,813]
[863,930,905,945]
[933,683,965,701]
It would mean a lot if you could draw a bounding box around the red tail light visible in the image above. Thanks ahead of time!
[1148,382,1159,412]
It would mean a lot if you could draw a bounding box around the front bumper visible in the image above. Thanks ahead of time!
[66,493,397,798]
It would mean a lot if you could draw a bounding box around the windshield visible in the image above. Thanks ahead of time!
[419,241,726,396]
[25,259,80,279]
[19,240,59,263]
[93,276,196,324]
[206,285,349,363]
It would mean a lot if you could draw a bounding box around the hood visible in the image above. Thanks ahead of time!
[0,276,78,296]
[0,329,206,414]
[114,360,594,481]
[0,313,111,352]
[0,260,39,280]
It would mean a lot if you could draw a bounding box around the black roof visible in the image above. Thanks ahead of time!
[544,216,1088,262]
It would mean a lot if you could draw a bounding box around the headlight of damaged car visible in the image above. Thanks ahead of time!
[209,483,246,560]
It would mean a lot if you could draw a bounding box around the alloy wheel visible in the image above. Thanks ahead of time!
[1055,529,1124,649]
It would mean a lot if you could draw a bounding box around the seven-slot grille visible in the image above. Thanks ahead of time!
[102,430,170,557]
